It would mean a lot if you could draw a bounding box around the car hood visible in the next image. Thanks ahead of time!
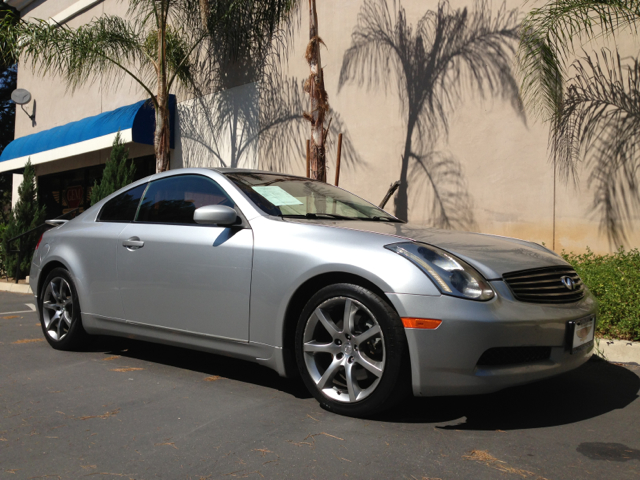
[296,220,568,280]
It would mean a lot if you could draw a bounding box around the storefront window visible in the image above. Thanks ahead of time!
[38,155,156,219]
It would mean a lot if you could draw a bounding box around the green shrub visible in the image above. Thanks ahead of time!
[90,131,135,206]
[2,159,46,280]
[0,223,6,278]
[563,247,640,341]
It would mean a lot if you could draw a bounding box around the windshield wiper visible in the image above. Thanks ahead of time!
[281,213,355,220]
[281,213,402,222]
[359,216,403,223]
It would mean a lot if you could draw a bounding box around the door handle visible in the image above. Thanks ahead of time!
[123,237,144,250]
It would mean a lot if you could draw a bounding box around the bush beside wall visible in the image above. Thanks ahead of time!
[2,160,46,280]
[563,248,640,341]
[90,132,135,206]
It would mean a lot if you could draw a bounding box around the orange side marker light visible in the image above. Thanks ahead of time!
[401,318,442,330]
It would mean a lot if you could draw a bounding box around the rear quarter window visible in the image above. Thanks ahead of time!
[98,184,147,223]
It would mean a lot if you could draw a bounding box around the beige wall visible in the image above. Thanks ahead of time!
[12,0,640,254]
[15,0,155,176]
[255,0,640,254]
[15,0,145,140]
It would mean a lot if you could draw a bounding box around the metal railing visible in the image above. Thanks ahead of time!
[5,208,80,283]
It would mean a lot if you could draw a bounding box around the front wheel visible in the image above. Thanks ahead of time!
[295,284,410,417]
[39,268,88,351]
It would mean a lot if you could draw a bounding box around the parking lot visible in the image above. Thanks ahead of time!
[0,290,639,479]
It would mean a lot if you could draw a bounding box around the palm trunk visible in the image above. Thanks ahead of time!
[307,0,327,182]
[155,8,170,173]
[230,101,238,167]
[199,0,209,26]
[154,95,171,173]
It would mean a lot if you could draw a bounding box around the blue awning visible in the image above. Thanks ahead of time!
[0,95,176,171]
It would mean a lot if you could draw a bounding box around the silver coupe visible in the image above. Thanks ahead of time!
[30,168,596,417]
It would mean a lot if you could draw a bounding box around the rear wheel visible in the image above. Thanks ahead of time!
[295,283,410,417]
[39,268,88,350]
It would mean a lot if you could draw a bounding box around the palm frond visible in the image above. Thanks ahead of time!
[0,6,19,66]
[556,49,640,245]
[517,0,640,122]
[206,0,297,64]
[588,128,640,246]
[15,15,155,95]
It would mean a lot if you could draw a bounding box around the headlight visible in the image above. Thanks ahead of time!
[386,242,495,301]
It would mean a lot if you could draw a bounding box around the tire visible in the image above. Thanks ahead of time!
[295,283,410,417]
[39,268,89,351]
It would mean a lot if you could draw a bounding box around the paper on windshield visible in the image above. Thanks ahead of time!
[251,186,303,206]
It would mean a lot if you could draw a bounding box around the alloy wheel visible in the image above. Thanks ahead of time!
[42,277,74,341]
[302,296,386,403]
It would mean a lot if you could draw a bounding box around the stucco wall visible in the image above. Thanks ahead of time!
[11,0,640,254]
[15,0,146,140]
[255,0,640,254]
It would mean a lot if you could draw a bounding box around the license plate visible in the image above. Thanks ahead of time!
[568,316,595,353]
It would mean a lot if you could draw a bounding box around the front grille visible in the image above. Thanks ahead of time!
[477,346,552,366]
[503,266,585,304]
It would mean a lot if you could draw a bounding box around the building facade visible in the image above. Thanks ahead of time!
[2,0,638,253]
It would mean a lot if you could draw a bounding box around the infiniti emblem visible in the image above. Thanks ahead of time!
[560,276,575,291]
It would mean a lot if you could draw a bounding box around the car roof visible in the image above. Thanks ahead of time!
[211,168,309,180]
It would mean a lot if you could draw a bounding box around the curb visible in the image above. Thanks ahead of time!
[597,338,640,365]
[0,282,33,294]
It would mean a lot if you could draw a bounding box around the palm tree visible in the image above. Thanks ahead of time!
[554,50,640,246]
[339,0,523,222]
[0,2,17,160]
[0,0,297,173]
[304,0,330,182]
[517,0,640,246]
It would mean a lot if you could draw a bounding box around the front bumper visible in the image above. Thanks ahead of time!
[387,281,596,396]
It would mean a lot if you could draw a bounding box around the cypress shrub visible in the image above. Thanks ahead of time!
[564,248,640,341]
[2,159,46,279]
[90,131,135,205]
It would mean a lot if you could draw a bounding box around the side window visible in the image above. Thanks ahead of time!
[98,183,147,222]
[135,175,234,224]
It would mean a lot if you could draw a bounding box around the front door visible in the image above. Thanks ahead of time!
[116,174,253,341]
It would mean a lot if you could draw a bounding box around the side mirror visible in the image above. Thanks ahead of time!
[193,205,238,226]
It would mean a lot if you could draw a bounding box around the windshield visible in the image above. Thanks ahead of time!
[225,173,401,222]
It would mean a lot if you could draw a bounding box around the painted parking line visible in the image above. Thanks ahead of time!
[0,303,36,315]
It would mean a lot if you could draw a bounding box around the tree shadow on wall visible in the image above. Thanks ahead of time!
[410,151,477,230]
[178,16,363,177]
[178,82,261,169]
[257,68,364,175]
[178,73,363,174]
[339,0,525,227]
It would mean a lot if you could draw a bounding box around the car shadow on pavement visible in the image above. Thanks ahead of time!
[376,357,640,429]
[87,336,313,400]
[83,337,639,426]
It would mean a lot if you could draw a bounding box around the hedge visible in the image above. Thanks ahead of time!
[563,248,640,341]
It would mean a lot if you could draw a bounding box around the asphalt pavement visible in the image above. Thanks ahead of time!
[1,290,639,479]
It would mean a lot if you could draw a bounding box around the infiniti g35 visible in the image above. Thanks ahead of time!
[30,168,596,417]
